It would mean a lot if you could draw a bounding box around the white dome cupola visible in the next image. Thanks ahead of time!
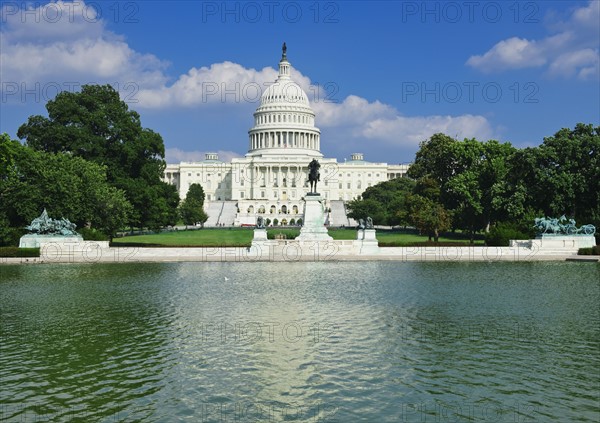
[246,43,322,158]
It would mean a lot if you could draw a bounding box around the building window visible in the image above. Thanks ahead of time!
[188,173,191,176]
[207,194,211,200]
[376,173,380,177]
[368,173,371,177]
[241,180,244,186]
[261,191,265,198]
[274,191,278,198]
[339,183,342,189]
[347,183,351,189]
[240,192,244,198]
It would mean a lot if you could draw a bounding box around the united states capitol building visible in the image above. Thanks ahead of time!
[163,46,409,226]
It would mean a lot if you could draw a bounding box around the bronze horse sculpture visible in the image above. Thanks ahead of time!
[308,159,320,194]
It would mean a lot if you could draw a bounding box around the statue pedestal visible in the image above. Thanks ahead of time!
[19,234,84,248]
[296,194,332,241]
[356,229,379,254]
[252,228,268,242]
[535,235,596,249]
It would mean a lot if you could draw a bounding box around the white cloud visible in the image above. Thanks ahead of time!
[136,61,326,109]
[0,1,168,91]
[313,96,494,148]
[467,1,599,80]
[0,1,105,41]
[312,95,397,126]
[466,37,547,71]
[137,62,278,108]
[1,1,497,154]
[548,48,600,79]
[360,115,494,146]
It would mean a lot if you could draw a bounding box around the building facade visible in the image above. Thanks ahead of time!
[163,47,409,226]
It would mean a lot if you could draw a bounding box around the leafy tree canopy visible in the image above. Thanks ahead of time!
[17,84,179,229]
[0,133,131,242]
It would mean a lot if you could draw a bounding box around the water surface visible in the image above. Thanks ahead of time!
[1,262,599,422]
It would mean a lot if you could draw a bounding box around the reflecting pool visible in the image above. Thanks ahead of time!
[1,262,599,422]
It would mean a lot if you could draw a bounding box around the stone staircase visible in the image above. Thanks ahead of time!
[204,202,225,227]
[219,201,238,226]
[330,200,356,227]
[204,201,238,226]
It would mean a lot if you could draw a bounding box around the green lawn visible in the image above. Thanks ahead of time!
[112,228,484,247]
[112,228,254,247]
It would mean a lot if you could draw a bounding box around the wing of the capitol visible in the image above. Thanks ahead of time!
[163,46,410,226]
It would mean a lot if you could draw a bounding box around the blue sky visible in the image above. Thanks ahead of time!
[1,1,599,164]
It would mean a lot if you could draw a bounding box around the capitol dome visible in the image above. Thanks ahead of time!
[246,43,322,158]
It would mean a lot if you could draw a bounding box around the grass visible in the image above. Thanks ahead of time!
[0,247,40,257]
[112,228,254,247]
[112,227,484,247]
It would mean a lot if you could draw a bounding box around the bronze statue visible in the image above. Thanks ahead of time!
[534,215,596,235]
[308,159,320,194]
[25,209,78,236]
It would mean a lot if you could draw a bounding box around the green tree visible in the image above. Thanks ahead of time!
[347,198,385,223]
[186,183,206,206]
[178,183,208,228]
[0,134,131,240]
[408,133,517,239]
[346,177,415,226]
[534,124,599,224]
[407,133,458,183]
[406,194,452,242]
[17,84,179,229]
[92,185,133,240]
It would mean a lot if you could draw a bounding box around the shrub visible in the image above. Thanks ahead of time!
[0,247,40,257]
[79,227,110,241]
[0,226,27,247]
[578,246,600,255]
[273,218,279,226]
[485,223,531,247]
[267,229,300,240]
